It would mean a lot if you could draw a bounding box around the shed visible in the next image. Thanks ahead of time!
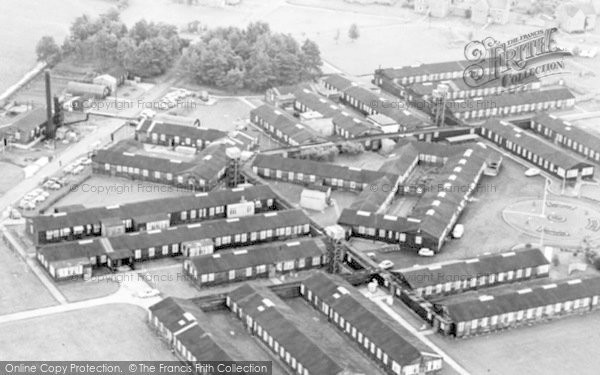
[66,82,109,99]
[300,186,331,211]
[93,74,118,95]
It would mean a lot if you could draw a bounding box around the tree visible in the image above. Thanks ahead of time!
[35,36,61,65]
[339,141,364,155]
[348,23,360,42]
[222,67,245,93]
[300,39,323,80]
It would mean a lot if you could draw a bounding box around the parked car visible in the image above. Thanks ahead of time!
[378,260,394,270]
[72,165,85,175]
[418,248,435,257]
[525,168,540,177]
[135,289,161,298]
[452,224,465,239]
[19,199,36,210]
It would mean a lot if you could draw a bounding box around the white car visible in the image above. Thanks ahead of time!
[418,248,435,257]
[378,260,394,270]
[80,158,92,165]
[525,168,540,177]
[72,165,85,175]
[19,200,36,210]
[452,224,465,239]
[135,289,161,298]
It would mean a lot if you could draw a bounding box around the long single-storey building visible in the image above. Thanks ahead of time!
[37,209,312,280]
[431,276,600,337]
[183,238,328,287]
[394,248,551,298]
[252,154,398,192]
[338,143,490,252]
[148,297,235,363]
[300,272,443,375]
[92,142,230,191]
[28,185,277,244]
[530,113,600,164]
[1,108,49,145]
[293,88,382,149]
[250,104,325,146]
[226,284,346,375]
[135,115,226,150]
[480,119,594,180]
[450,88,576,121]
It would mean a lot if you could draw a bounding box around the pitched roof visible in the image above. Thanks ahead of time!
[7,108,48,133]
[532,113,600,153]
[323,74,355,91]
[250,104,324,145]
[188,238,326,275]
[482,118,591,171]
[394,248,550,289]
[338,208,420,233]
[144,122,227,143]
[252,154,397,185]
[448,88,575,114]
[31,185,276,232]
[434,276,600,322]
[301,272,434,367]
[37,239,106,263]
[228,284,344,375]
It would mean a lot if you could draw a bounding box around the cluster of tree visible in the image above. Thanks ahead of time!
[298,145,339,162]
[36,10,183,77]
[339,141,364,155]
[182,22,322,92]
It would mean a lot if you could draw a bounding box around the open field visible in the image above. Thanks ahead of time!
[49,175,194,209]
[57,278,120,303]
[0,244,57,315]
[167,97,252,133]
[0,303,177,360]
[284,297,387,375]
[428,310,600,375]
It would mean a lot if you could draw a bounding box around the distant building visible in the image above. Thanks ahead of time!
[1,108,48,144]
[136,115,227,150]
[556,2,597,33]
[414,0,452,17]
[66,81,109,99]
[471,0,511,24]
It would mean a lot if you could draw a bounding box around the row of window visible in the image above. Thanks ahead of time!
[150,132,208,147]
[256,167,365,190]
[455,295,600,334]
[300,285,438,375]
[533,123,600,162]
[399,70,465,85]
[103,163,208,186]
[416,266,545,296]
[457,99,572,120]
[252,115,301,146]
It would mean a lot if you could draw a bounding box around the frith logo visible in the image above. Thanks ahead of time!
[463,28,572,88]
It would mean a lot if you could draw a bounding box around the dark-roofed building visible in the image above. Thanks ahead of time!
[36,239,107,280]
[148,298,235,363]
[183,238,328,287]
[1,108,49,144]
[322,74,355,93]
[450,88,576,120]
[36,209,312,280]
[480,119,594,180]
[92,142,230,191]
[252,154,398,192]
[136,115,226,150]
[432,276,600,337]
[250,104,325,146]
[530,113,600,164]
[226,284,346,375]
[405,74,541,102]
[338,143,490,252]
[28,185,277,245]
[300,272,443,375]
[293,88,382,149]
[66,81,109,99]
[394,248,550,298]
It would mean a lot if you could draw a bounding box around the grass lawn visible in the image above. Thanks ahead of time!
[172,98,252,133]
[57,278,120,303]
[0,303,177,360]
[428,311,600,375]
[50,175,194,209]
[0,244,57,315]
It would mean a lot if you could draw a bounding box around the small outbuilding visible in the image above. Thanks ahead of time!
[66,81,110,99]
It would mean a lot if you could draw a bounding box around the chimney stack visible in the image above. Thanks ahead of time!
[44,69,55,139]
